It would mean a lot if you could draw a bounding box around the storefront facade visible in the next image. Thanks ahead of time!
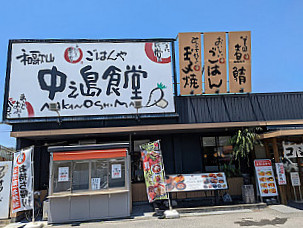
[3,38,303,222]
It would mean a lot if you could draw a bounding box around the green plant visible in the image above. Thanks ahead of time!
[222,163,241,178]
[229,128,263,168]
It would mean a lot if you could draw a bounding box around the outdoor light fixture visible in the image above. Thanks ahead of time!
[48,103,61,125]
[134,99,142,121]
[215,89,220,94]
[240,88,244,93]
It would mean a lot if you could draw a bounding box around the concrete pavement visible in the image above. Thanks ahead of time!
[3,205,303,228]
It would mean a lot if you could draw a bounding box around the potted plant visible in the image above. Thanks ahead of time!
[229,128,263,203]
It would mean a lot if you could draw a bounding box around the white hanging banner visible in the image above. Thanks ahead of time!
[275,163,287,185]
[0,161,12,219]
[12,147,33,214]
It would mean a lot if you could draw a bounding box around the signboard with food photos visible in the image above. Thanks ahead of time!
[140,140,168,202]
[165,173,228,192]
[254,159,278,197]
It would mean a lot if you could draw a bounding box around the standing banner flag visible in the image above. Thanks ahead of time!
[204,32,227,94]
[229,31,251,93]
[12,147,33,214]
[0,161,12,219]
[140,140,168,202]
[179,32,202,95]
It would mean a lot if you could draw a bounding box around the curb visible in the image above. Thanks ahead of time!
[176,203,267,214]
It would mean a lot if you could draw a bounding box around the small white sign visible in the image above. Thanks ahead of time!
[275,163,287,185]
[112,164,121,179]
[91,178,101,190]
[58,167,69,182]
[290,172,301,186]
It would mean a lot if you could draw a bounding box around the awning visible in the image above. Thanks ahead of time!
[52,148,127,161]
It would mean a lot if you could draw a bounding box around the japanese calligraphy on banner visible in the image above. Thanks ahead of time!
[282,141,303,158]
[140,140,168,203]
[0,161,12,219]
[165,173,228,192]
[275,163,287,185]
[12,147,33,214]
[204,32,227,94]
[5,40,175,120]
[229,31,251,93]
[179,33,202,95]
[254,159,278,197]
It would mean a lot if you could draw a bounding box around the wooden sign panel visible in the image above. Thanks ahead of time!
[229,31,251,93]
[179,33,202,95]
[204,32,227,94]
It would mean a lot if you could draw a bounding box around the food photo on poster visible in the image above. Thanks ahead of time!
[254,159,278,197]
[165,173,228,192]
[140,141,168,203]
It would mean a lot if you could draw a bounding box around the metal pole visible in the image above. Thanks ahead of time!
[31,146,35,223]
[293,186,297,202]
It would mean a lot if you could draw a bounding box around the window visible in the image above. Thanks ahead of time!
[202,136,233,172]
[52,157,126,193]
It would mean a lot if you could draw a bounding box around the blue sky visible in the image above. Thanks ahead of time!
[0,0,302,148]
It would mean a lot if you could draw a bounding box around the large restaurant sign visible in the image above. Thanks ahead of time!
[4,40,175,120]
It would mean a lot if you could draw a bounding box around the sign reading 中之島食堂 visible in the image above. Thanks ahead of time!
[204,32,227,94]
[179,33,202,95]
[5,40,175,120]
[229,31,251,93]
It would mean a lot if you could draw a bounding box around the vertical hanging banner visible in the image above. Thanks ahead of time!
[179,33,202,95]
[140,140,168,203]
[204,32,227,94]
[229,31,251,93]
[0,161,12,219]
[12,147,33,214]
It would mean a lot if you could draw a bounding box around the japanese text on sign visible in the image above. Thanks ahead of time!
[204,32,227,94]
[6,41,175,120]
[229,31,251,93]
[179,33,202,95]
[283,141,303,158]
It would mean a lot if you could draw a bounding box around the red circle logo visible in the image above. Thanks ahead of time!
[145,43,171,64]
[16,152,26,165]
[64,46,83,63]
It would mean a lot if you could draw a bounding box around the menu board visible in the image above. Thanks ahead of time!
[254,159,278,197]
[165,173,228,192]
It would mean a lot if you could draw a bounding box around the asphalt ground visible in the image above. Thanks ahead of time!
[4,205,303,228]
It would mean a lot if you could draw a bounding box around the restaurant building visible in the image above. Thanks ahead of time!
[3,35,303,222]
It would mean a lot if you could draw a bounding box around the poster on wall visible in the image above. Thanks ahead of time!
[165,173,228,192]
[12,147,33,213]
[179,32,203,95]
[229,31,251,93]
[4,40,175,120]
[91,178,101,190]
[58,167,69,182]
[0,161,12,219]
[204,32,227,94]
[275,163,287,185]
[140,140,168,203]
[290,172,301,186]
[111,164,122,179]
[254,159,278,197]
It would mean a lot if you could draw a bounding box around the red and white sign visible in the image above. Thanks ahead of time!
[12,147,33,214]
[254,159,278,197]
[275,163,287,185]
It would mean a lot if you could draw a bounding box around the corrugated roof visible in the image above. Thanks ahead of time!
[175,92,303,124]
